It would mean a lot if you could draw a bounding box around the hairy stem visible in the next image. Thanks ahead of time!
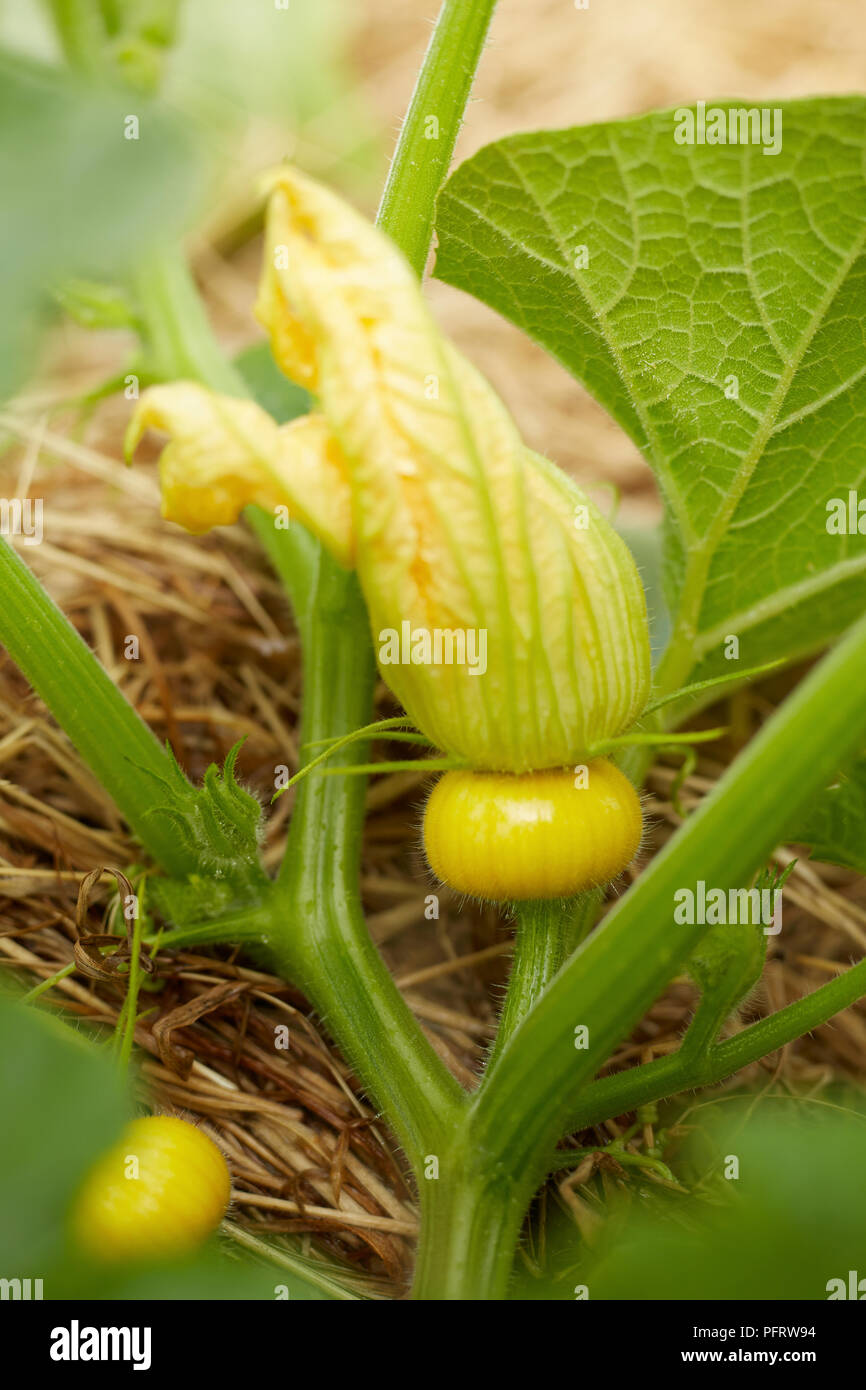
[267,531,466,1168]
[413,1160,527,1302]
[488,894,599,1068]
[567,951,866,1132]
[376,0,497,277]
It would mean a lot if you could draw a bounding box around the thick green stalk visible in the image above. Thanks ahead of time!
[376,0,497,277]
[0,538,197,877]
[44,0,107,74]
[413,1161,526,1302]
[411,614,866,1298]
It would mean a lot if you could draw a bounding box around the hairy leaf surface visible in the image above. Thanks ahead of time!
[436,98,866,682]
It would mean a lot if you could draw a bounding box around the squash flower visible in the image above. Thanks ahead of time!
[127,168,651,900]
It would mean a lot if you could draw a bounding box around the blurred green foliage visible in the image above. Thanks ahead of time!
[0,994,129,1273]
[513,1096,866,1300]
[785,752,866,875]
[0,48,205,400]
[161,0,378,183]
[0,995,339,1298]
[0,0,379,403]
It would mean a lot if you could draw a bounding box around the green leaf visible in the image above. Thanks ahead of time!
[785,751,866,872]
[0,995,129,1271]
[56,1250,336,1301]
[435,98,866,685]
[616,521,670,664]
[591,1100,866,1300]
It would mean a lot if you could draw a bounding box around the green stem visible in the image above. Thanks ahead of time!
[246,507,318,630]
[678,987,739,1063]
[488,894,598,1068]
[567,952,866,1132]
[21,961,76,1004]
[376,0,497,277]
[44,0,107,73]
[413,1161,526,1302]
[0,538,198,878]
[268,541,465,1171]
[133,252,246,396]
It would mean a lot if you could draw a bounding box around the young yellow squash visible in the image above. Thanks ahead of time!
[72,1115,230,1262]
[423,761,642,901]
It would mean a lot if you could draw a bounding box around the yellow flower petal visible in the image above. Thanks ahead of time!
[254,167,650,769]
[133,168,651,771]
[125,383,353,565]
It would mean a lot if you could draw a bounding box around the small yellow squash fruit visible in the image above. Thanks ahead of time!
[423,761,642,902]
[72,1115,230,1263]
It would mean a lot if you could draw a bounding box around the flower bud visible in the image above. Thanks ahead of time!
[128,167,651,772]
